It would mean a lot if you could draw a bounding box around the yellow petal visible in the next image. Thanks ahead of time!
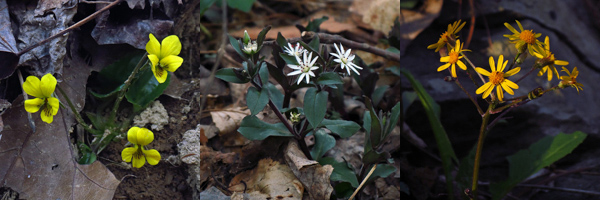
[497,55,505,72]
[504,23,519,34]
[501,82,514,95]
[544,36,550,49]
[152,65,168,84]
[427,43,438,49]
[505,67,521,77]
[546,68,553,81]
[516,20,524,32]
[457,61,467,70]
[148,54,159,70]
[136,128,154,146]
[489,56,496,72]
[475,67,491,76]
[47,97,60,116]
[496,85,504,101]
[40,74,57,98]
[456,21,466,33]
[483,83,494,99]
[503,79,519,89]
[572,67,579,77]
[437,63,451,72]
[24,98,44,113]
[440,56,450,62]
[533,52,544,59]
[143,149,161,165]
[40,107,54,124]
[476,82,492,95]
[554,60,568,66]
[451,64,457,78]
[132,152,146,168]
[160,55,183,72]
[121,146,137,162]
[23,76,44,98]
[146,34,161,57]
[127,127,141,144]
[160,35,182,58]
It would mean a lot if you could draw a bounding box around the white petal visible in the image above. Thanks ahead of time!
[288,70,302,76]
[288,64,301,70]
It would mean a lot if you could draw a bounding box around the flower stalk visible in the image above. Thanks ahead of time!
[108,52,148,123]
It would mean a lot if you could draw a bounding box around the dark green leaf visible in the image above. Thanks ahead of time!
[307,35,320,54]
[386,66,401,77]
[96,53,142,94]
[257,61,269,85]
[305,16,329,32]
[401,91,417,116]
[319,157,359,187]
[89,84,123,99]
[365,164,397,183]
[266,62,287,90]
[383,102,401,140]
[78,152,97,165]
[310,129,336,161]
[228,34,246,58]
[126,69,170,113]
[372,85,389,106]
[321,119,360,138]
[362,149,389,165]
[317,72,343,86]
[227,0,255,12]
[246,87,269,115]
[264,83,284,110]
[362,111,373,152]
[238,115,293,140]
[215,68,249,83]
[276,32,288,48]
[333,182,354,199]
[365,97,382,148]
[280,53,299,65]
[304,87,328,128]
[491,132,587,200]
[256,25,271,48]
[200,0,217,15]
[85,112,106,134]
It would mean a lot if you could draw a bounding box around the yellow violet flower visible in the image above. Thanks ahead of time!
[427,20,466,52]
[503,20,544,56]
[23,73,60,124]
[146,34,184,83]
[121,127,161,168]
[438,39,469,78]
[532,36,569,81]
[559,67,583,93]
[475,55,521,101]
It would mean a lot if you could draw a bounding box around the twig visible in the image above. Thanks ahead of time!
[349,164,377,200]
[17,0,123,56]
[455,78,483,115]
[263,32,400,62]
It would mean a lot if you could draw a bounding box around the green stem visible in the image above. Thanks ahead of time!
[56,85,95,134]
[472,103,495,199]
[108,53,149,123]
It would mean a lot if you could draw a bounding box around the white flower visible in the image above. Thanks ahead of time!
[243,41,258,55]
[330,43,363,75]
[284,42,306,57]
[287,51,319,85]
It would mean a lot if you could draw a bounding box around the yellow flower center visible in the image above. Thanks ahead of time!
[156,66,164,77]
[519,30,536,44]
[341,57,348,64]
[302,66,311,73]
[490,71,505,85]
[441,32,449,42]
[448,52,459,64]
[134,145,144,160]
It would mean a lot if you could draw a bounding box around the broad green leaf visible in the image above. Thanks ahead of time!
[372,85,389,106]
[365,97,382,148]
[215,68,249,83]
[256,25,271,48]
[306,16,329,32]
[280,53,299,65]
[362,148,389,165]
[228,34,246,58]
[333,182,354,199]
[227,0,256,12]
[365,164,397,183]
[400,68,456,199]
[363,110,373,152]
[264,83,283,110]
[85,112,106,135]
[304,87,328,128]
[246,87,269,115]
[257,61,269,86]
[78,152,97,165]
[307,35,320,53]
[383,102,401,140]
[126,68,170,113]
[96,53,141,95]
[319,157,359,188]
[491,132,587,200]
[402,91,417,116]
[276,32,288,48]
[238,115,293,140]
[321,119,360,138]
[266,60,287,90]
[89,84,123,99]
[317,72,343,86]
[310,129,336,161]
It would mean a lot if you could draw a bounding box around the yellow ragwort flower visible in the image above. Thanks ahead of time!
[427,20,466,52]
[121,127,161,168]
[559,67,583,93]
[23,74,60,124]
[146,34,184,83]
[533,36,569,81]
[503,20,544,56]
[438,39,469,78]
[475,55,521,101]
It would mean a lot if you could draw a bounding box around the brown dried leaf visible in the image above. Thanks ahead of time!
[0,0,20,80]
[284,141,333,200]
[210,107,250,134]
[229,158,304,200]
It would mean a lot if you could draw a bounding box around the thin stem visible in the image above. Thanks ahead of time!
[490,99,523,114]
[472,103,495,199]
[56,85,96,134]
[515,67,536,84]
[460,52,486,84]
[455,78,483,115]
[108,53,148,123]
[349,164,378,200]
[507,52,522,71]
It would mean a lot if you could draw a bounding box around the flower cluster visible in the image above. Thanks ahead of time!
[427,20,466,52]
[285,43,362,85]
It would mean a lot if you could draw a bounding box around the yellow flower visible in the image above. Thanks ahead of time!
[532,36,569,81]
[121,127,161,168]
[146,34,184,83]
[427,20,466,52]
[559,67,583,93]
[23,74,60,124]
[438,39,469,78]
[503,20,544,56]
[475,55,521,102]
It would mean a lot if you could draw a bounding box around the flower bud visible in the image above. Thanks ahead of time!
[243,30,251,45]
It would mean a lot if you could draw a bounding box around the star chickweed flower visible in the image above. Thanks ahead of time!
[287,51,319,85]
[242,30,259,55]
[23,73,60,124]
[146,34,184,84]
[532,36,569,81]
[503,20,544,56]
[438,39,469,78]
[284,42,306,57]
[330,43,363,75]
[559,67,583,93]
[427,20,466,52]
[475,55,521,102]
[121,127,161,168]
[290,112,301,123]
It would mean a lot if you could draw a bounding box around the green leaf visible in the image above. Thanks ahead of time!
[365,164,397,183]
[276,32,288,48]
[78,152,97,165]
[306,16,329,32]
[246,87,269,115]
[307,35,320,53]
[490,132,587,200]
[371,85,389,106]
[89,84,123,99]
[310,129,336,161]
[227,0,256,12]
[364,97,382,148]
[333,182,354,199]
[319,157,359,188]
[228,34,246,58]
[304,87,328,128]
[264,83,283,110]
[125,68,170,113]
[257,61,269,86]
[383,102,401,140]
[280,53,299,65]
[85,112,106,135]
[266,62,288,90]
[317,72,343,86]
[400,68,457,199]
[200,0,217,16]
[321,119,360,138]
[215,68,249,83]
[256,25,271,48]
[96,53,142,95]
[238,115,293,140]
[401,91,417,116]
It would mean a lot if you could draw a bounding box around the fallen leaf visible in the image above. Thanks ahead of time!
[229,158,304,200]
[284,140,334,200]
[0,0,19,80]
[210,107,250,134]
